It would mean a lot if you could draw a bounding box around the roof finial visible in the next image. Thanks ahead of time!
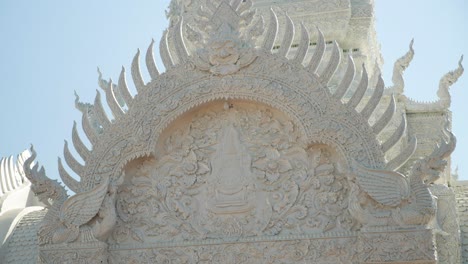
[437,55,464,108]
[390,39,414,94]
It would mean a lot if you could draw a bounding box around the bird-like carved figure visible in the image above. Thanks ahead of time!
[23,146,115,245]
[348,123,456,228]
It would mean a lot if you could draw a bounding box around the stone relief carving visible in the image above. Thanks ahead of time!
[23,147,117,247]
[111,102,357,245]
[109,238,361,264]
[270,0,350,15]
[22,148,69,245]
[21,0,459,262]
[40,244,108,264]
[431,184,461,263]
[348,119,456,228]
[359,231,436,263]
[60,0,406,199]
[74,89,110,136]
[108,229,436,263]
[186,1,262,75]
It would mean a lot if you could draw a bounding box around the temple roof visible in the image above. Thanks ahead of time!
[0,149,31,212]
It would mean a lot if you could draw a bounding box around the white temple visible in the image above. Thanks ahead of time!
[0,0,466,263]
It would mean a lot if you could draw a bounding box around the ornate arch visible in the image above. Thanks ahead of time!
[58,0,417,194]
[42,0,424,251]
[14,2,461,263]
[77,54,391,190]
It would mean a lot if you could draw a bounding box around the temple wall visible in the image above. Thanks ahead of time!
[454,181,468,263]
[430,184,461,263]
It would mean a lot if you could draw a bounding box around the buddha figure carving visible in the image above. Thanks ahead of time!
[207,109,254,214]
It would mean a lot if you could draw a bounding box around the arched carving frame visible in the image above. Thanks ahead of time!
[82,54,385,190]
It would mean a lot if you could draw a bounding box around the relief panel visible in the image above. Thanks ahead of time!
[110,101,357,246]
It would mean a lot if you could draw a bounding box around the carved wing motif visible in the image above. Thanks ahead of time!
[352,160,410,207]
[59,177,109,227]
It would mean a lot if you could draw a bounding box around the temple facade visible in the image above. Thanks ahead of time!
[0,0,465,263]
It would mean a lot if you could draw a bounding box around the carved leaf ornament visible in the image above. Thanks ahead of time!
[33,0,455,253]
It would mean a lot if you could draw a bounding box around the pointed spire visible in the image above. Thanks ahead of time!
[390,39,414,94]
[437,55,464,108]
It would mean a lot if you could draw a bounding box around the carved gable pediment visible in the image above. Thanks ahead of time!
[112,102,356,246]
[25,1,457,263]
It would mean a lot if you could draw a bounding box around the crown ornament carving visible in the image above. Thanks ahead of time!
[184,0,262,75]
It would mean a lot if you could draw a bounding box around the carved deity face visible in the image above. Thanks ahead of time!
[193,22,256,75]
[209,40,240,66]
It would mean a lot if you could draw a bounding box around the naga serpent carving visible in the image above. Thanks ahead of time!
[23,146,116,244]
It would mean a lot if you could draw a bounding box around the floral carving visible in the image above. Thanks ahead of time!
[161,150,210,187]
[110,103,357,246]
[40,244,108,264]
[0,0,450,263]
[360,231,436,262]
[253,148,292,183]
[111,234,446,264]
[30,0,452,262]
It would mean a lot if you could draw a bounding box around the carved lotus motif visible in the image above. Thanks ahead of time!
[111,105,359,244]
[172,150,210,186]
[254,148,292,182]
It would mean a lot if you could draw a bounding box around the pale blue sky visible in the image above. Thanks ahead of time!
[0,1,466,181]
